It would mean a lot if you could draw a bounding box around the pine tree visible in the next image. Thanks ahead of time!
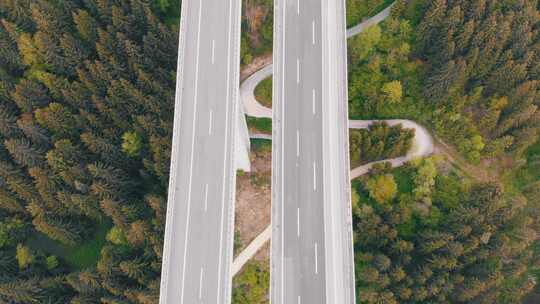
[68,194,103,221]
[0,23,24,73]
[60,33,89,76]
[4,138,45,168]
[127,220,149,247]
[119,257,149,281]
[32,214,82,246]
[73,9,99,45]
[16,113,52,149]
[0,278,42,303]
[0,105,20,138]
[0,188,25,213]
[35,102,79,138]
[28,167,63,213]
[11,80,51,113]
[66,270,102,295]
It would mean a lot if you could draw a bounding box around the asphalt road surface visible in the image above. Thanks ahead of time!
[159,0,241,303]
[272,0,355,303]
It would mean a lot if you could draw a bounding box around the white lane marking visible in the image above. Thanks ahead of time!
[312,89,316,115]
[198,268,204,300]
[180,1,203,302]
[208,110,213,135]
[315,243,319,274]
[216,0,235,302]
[297,0,300,15]
[204,184,209,212]
[296,130,300,157]
[298,295,301,304]
[312,21,315,44]
[212,40,215,64]
[297,208,300,237]
[313,162,317,191]
[280,1,286,302]
[296,59,300,84]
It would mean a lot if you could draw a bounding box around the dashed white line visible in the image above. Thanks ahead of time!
[198,268,204,300]
[297,208,300,237]
[296,59,300,84]
[312,89,316,115]
[312,21,315,44]
[296,130,300,157]
[211,40,215,64]
[313,162,317,191]
[298,295,301,304]
[204,184,209,212]
[315,243,319,274]
[297,0,300,15]
[208,110,213,135]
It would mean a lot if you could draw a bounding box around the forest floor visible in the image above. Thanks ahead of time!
[234,140,272,262]
[27,221,111,270]
[524,294,540,304]
[433,137,500,183]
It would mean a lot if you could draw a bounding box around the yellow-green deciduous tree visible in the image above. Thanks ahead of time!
[16,243,34,269]
[366,174,397,204]
[382,80,403,103]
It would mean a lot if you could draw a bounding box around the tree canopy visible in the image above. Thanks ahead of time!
[0,0,176,301]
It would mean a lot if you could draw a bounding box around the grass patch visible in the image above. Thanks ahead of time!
[27,221,112,270]
[251,138,272,153]
[233,230,242,257]
[503,139,540,193]
[247,116,272,134]
[526,140,540,165]
[254,77,273,108]
[232,260,270,303]
[392,166,414,194]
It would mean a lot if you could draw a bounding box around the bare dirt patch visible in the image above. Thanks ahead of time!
[434,137,500,183]
[240,53,272,81]
[235,143,271,260]
[245,5,266,45]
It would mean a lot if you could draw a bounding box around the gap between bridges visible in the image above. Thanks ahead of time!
[232,2,434,277]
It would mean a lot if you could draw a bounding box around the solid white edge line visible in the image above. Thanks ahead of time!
[216,0,234,302]
[281,0,286,302]
[179,1,204,303]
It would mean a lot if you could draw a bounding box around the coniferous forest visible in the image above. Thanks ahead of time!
[349,0,540,303]
[0,0,176,302]
[0,0,538,303]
